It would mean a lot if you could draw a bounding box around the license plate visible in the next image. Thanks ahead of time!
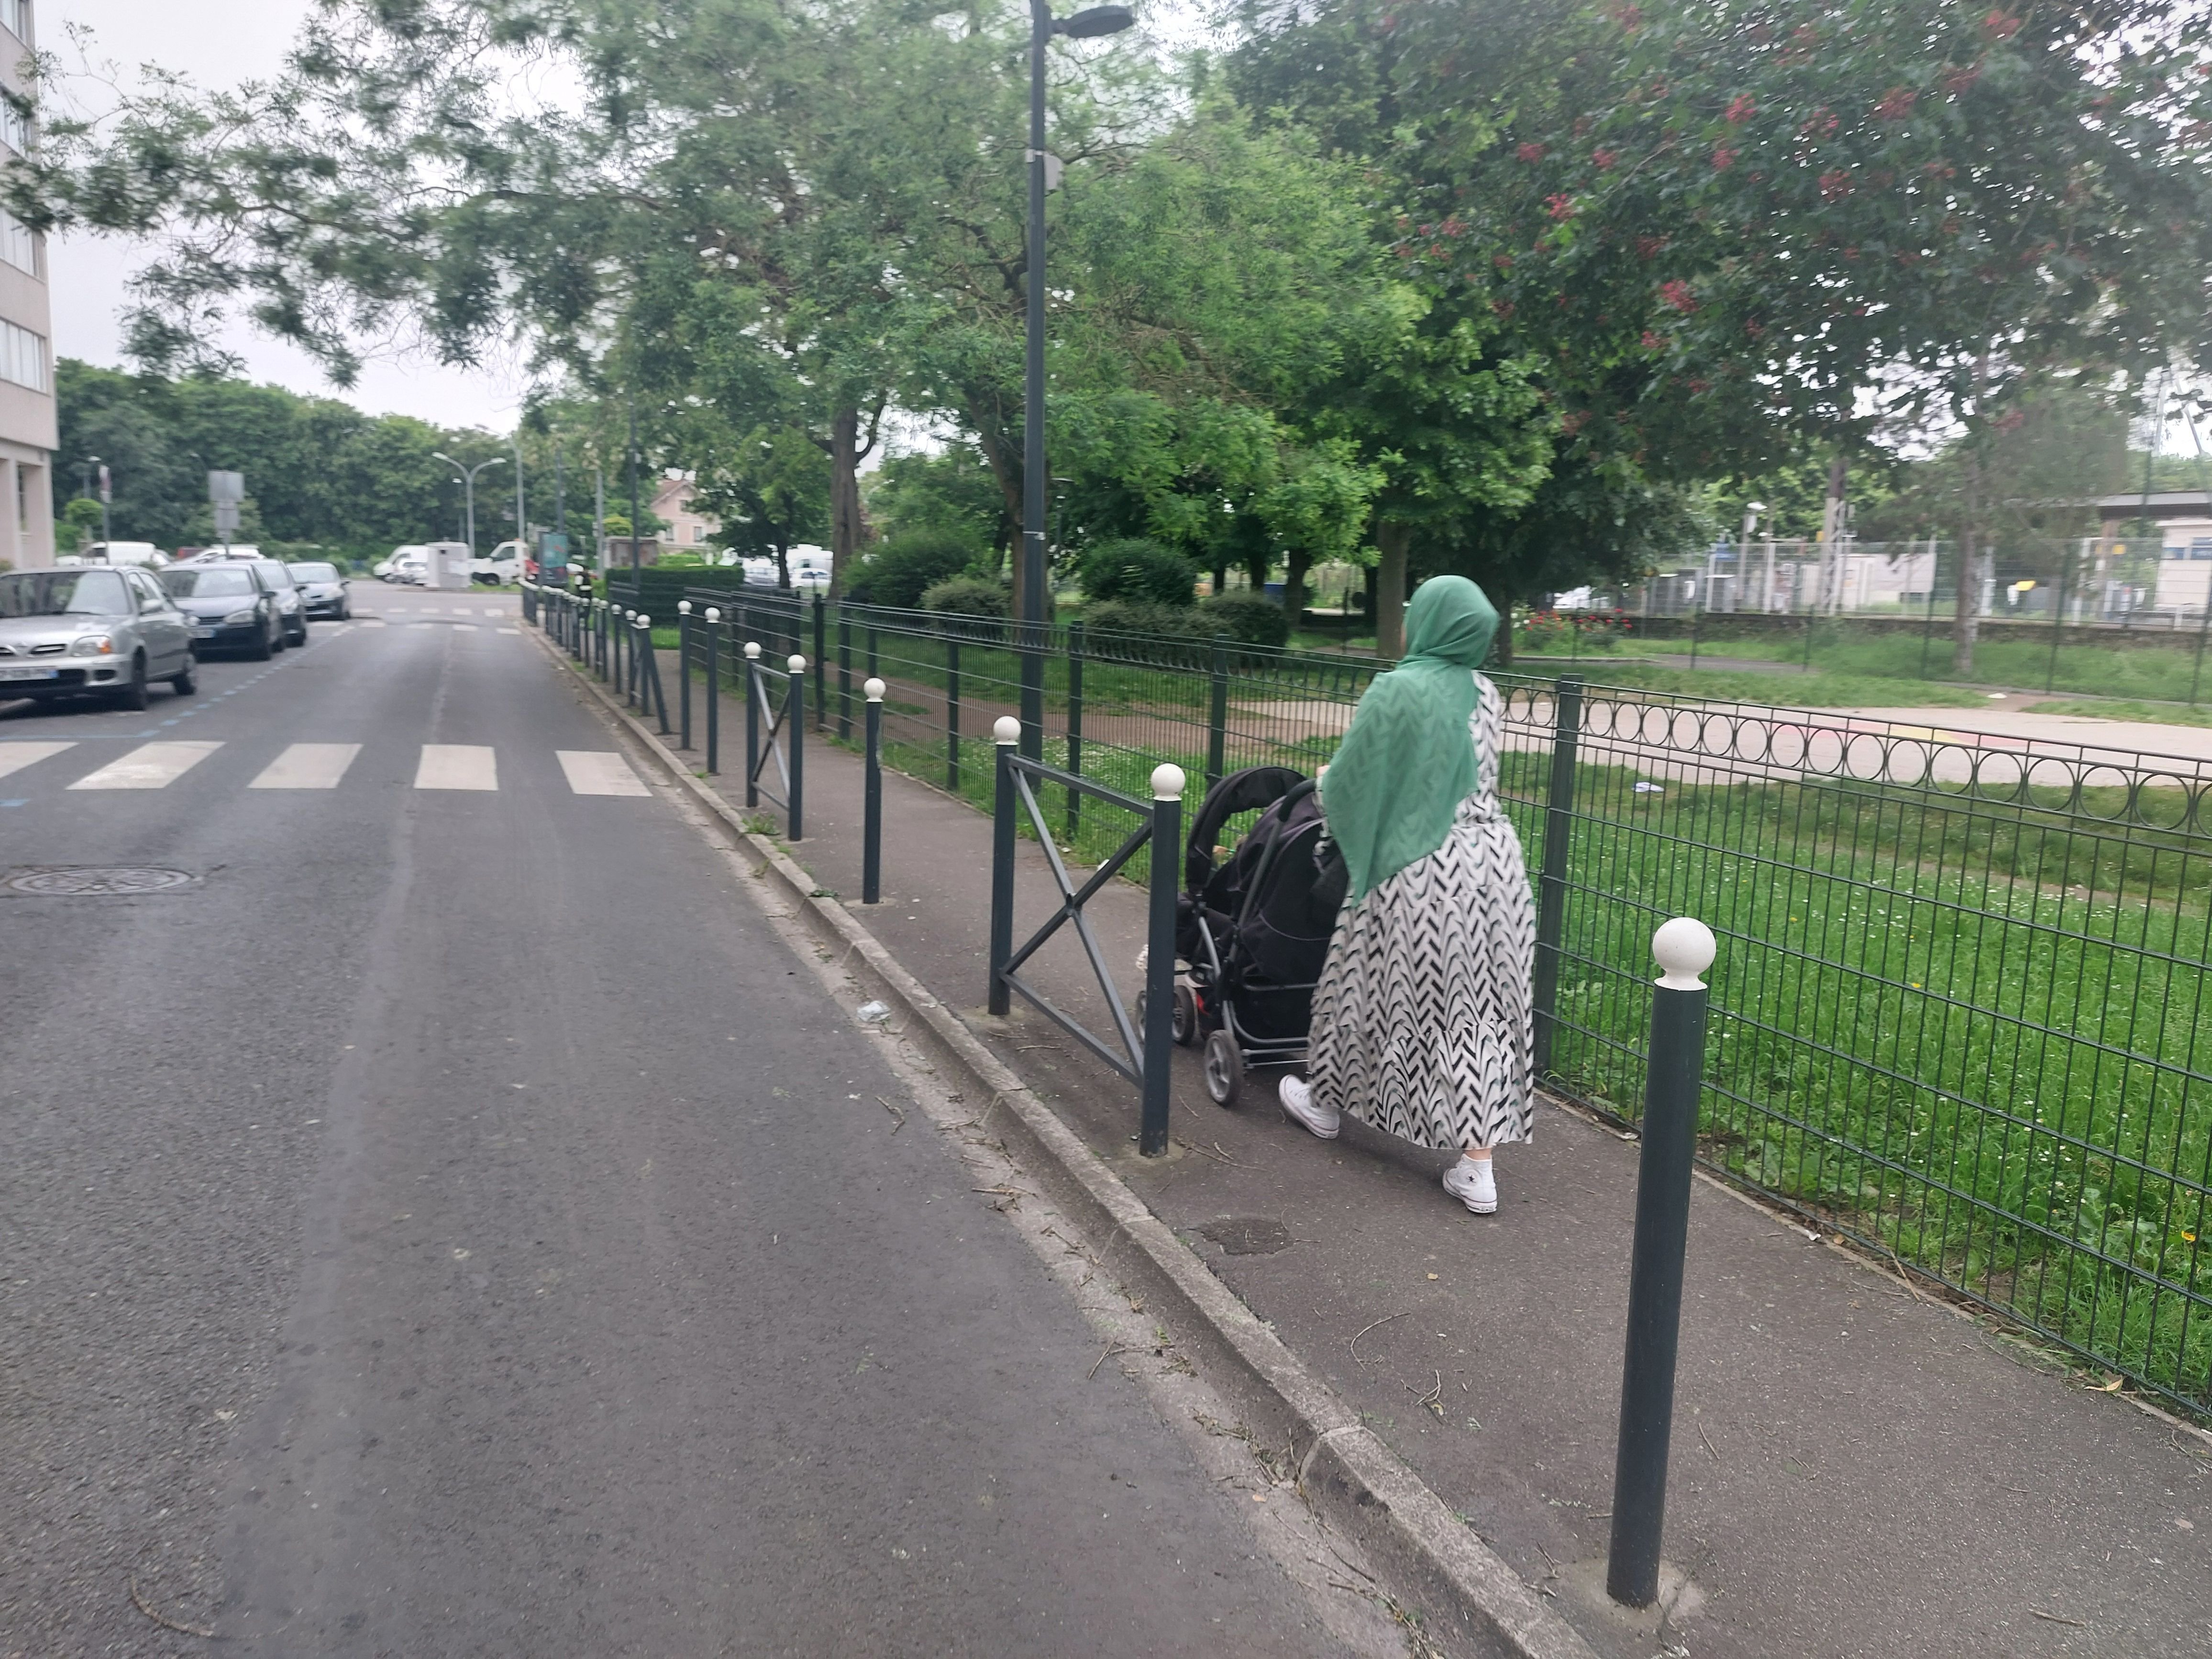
[190,628,216,639]
[0,664,58,680]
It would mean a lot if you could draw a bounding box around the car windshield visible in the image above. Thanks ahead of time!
[290,563,339,582]
[0,569,132,617]
[162,567,258,598]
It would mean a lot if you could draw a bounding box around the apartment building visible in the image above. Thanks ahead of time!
[0,0,53,569]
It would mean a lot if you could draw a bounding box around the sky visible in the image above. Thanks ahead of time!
[45,0,527,431]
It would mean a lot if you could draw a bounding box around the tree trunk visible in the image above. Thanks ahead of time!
[1950,351,1994,677]
[969,412,1027,614]
[1489,580,1515,667]
[1284,547,1312,628]
[1374,521,1411,658]
[827,407,871,598]
[1815,450,1848,615]
[1953,441,1983,677]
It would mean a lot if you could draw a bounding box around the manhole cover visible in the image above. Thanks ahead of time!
[2,866,200,896]
[1195,1217,1293,1256]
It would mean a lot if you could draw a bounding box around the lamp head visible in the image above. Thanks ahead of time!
[1055,4,1134,35]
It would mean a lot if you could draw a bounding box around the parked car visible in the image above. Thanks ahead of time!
[211,557,309,644]
[288,560,351,620]
[177,543,264,564]
[159,563,287,660]
[0,566,197,708]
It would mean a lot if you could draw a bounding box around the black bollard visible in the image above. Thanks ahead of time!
[862,677,885,903]
[1606,917,1717,1609]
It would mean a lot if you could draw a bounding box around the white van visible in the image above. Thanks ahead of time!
[476,541,525,585]
[376,544,431,584]
[83,541,172,568]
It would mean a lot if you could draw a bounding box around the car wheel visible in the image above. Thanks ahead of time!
[249,623,275,661]
[112,654,151,712]
[170,656,197,696]
[339,601,351,620]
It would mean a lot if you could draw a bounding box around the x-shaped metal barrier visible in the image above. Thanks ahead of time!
[987,717,1183,1155]
[743,641,806,839]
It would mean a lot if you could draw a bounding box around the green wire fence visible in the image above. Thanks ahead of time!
[669,587,2212,1415]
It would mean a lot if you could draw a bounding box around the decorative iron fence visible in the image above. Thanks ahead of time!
[652,586,2212,1414]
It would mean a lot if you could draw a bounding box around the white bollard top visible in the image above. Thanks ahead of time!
[744,641,762,659]
[704,607,721,622]
[634,613,651,626]
[1150,763,1186,801]
[1653,917,1716,990]
[994,715,1021,745]
[864,676,886,701]
[787,653,807,673]
[678,598,692,614]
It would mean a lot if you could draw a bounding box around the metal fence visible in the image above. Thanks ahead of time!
[655,586,2212,1414]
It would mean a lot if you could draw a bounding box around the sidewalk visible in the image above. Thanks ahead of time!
[649,644,2212,1658]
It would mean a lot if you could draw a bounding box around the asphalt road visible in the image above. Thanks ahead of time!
[0,589,1338,1656]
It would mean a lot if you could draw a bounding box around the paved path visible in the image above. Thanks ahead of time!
[0,588,1350,1655]
[653,649,2212,1659]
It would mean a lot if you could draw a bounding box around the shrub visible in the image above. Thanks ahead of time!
[1197,593,1291,648]
[843,532,986,608]
[1076,538,1198,607]
[1079,598,1225,641]
[920,575,1010,618]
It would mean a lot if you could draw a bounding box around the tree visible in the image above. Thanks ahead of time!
[59,496,103,553]
[1394,0,2212,669]
[55,358,498,558]
[1230,0,2212,665]
[691,423,831,587]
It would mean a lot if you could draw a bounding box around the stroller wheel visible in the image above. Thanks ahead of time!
[1202,1030,1244,1107]
[1172,986,1200,1047]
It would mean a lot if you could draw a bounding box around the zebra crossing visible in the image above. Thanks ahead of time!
[0,740,650,797]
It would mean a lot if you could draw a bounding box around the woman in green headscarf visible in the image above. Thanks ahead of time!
[1279,576,1536,1215]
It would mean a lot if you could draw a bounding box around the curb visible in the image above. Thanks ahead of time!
[534,621,1602,1659]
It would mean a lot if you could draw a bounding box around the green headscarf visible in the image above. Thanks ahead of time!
[1321,575,1500,903]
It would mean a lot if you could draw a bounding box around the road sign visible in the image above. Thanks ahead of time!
[97,464,111,504]
[207,470,244,506]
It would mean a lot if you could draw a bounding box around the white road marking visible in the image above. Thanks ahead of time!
[0,741,76,780]
[250,742,361,790]
[453,623,477,633]
[557,750,651,796]
[67,741,223,790]
[361,619,387,627]
[497,627,520,635]
[415,744,497,790]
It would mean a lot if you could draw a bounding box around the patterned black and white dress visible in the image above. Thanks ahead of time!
[1308,673,1536,1150]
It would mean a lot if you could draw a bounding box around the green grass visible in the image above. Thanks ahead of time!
[1497,752,2212,1406]
[1542,664,1990,708]
[2023,699,2212,730]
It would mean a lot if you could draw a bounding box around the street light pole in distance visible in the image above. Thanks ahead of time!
[432,451,509,565]
[1021,0,1135,760]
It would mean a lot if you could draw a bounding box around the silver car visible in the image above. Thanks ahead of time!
[0,566,197,710]
[288,560,351,620]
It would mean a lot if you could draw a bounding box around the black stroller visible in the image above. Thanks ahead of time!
[1169,764,1349,1106]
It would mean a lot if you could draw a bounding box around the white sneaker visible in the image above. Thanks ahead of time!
[1443,1157,1497,1214]
[1278,1074,1339,1140]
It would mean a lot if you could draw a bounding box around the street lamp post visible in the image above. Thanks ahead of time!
[432,452,509,561]
[1021,0,1134,759]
